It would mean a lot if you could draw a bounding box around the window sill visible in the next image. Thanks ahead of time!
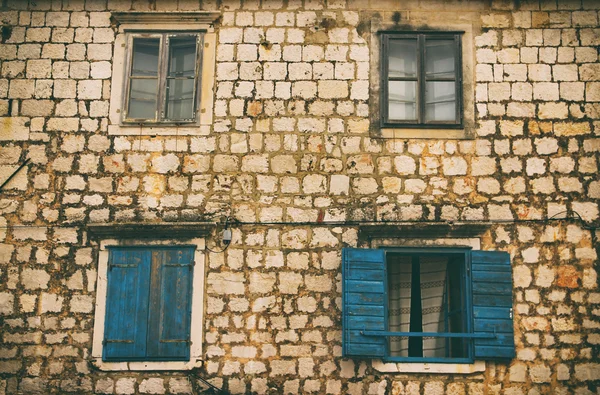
[378,128,472,140]
[373,359,485,374]
[91,359,203,372]
[107,124,210,136]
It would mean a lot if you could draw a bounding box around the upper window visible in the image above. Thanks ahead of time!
[123,33,203,124]
[342,247,515,364]
[108,12,219,136]
[381,32,463,129]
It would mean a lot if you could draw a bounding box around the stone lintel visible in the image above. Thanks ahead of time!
[359,222,492,240]
[111,11,221,26]
[87,222,215,239]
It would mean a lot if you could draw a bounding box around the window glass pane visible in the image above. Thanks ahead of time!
[131,38,160,77]
[168,36,197,78]
[128,78,158,119]
[425,39,456,79]
[388,81,417,121]
[388,39,417,78]
[165,79,195,120]
[425,81,456,122]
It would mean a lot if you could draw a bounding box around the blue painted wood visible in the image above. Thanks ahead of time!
[472,281,512,295]
[471,250,515,360]
[343,248,387,358]
[347,330,389,344]
[472,270,512,282]
[361,331,495,339]
[346,292,385,305]
[103,249,151,361]
[346,305,385,317]
[345,268,385,281]
[473,306,510,319]
[150,247,194,361]
[473,294,512,307]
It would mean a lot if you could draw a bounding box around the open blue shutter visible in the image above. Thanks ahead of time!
[104,249,151,361]
[148,247,194,360]
[342,248,387,358]
[471,250,515,360]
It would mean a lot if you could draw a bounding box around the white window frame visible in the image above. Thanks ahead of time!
[108,12,218,136]
[91,237,206,371]
[369,236,486,374]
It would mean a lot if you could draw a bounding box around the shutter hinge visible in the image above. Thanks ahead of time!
[191,261,195,267]
[509,308,513,319]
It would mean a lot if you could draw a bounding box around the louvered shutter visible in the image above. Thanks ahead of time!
[342,248,387,358]
[147,247,194,360]
[471,250,515,360]
[103,249,151,361]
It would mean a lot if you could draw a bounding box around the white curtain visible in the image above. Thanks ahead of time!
[388,255,412,357]
[420,256,448,358]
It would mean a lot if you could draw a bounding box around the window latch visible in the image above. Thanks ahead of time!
[509,308,513,319]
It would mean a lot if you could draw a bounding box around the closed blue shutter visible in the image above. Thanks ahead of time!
[471,250,515,360]
[342,248,387,358]
[104,248,151,361]
[147,247,194,360]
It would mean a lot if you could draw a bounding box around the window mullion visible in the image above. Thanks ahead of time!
[157,34,169,121]
[381,35,389,125]
[192,34,203,121]
[455,34,462,125]
[418,34,425,125]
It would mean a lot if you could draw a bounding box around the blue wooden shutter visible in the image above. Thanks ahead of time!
[147,247,194,360]
[471,250,515,360]
[342,248,387,358]
[103,248,151,361]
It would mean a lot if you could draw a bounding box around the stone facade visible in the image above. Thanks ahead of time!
[0,0,599,394]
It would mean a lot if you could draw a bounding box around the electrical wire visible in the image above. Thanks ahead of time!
[0,212,597,230]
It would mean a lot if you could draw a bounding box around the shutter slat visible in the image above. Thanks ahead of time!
[343,248,387,358]
[347,292,385,305]
[471,250,515,360]
[346,305,385,316]
[104,249,151,361]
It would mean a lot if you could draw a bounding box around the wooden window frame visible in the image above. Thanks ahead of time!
[122,32,204,125]
[380,31,463,129]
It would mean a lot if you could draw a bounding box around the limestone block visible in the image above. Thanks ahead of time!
[207,272,245,295]
[70,295,93,313]
[21,269,50,289]
[40,293,63,313]
[0,292,13,315]
[263,62,287,80]
[139,378,165,395]
[318,80,348,99]
[0,117,29,141]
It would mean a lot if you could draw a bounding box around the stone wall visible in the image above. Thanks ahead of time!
[0,0,599,394]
